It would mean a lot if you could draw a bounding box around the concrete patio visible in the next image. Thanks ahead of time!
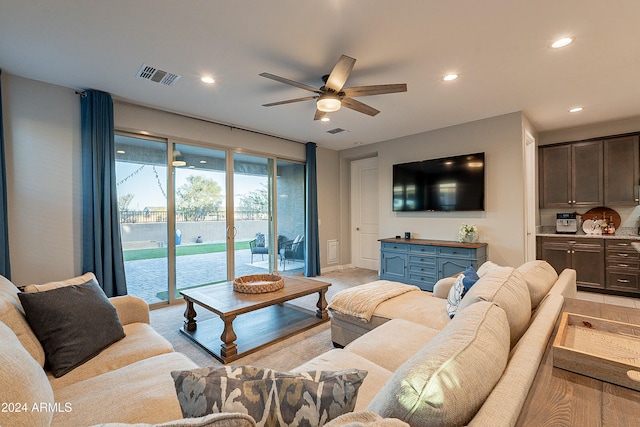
[124,247,304,304]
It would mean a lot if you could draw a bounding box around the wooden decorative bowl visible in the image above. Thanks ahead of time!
[233,274,284,294]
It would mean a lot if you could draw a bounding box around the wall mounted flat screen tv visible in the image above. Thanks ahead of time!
[393,152,485,212]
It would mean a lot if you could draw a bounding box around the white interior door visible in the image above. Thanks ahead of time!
[524,131,537,261]
[351,157,379,270]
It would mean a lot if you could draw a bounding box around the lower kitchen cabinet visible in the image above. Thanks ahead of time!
[537,236,640,296]
[605,239,640,292]
[380,238,487,291]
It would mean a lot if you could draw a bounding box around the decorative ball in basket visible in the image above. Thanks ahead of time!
[233,274,284,294]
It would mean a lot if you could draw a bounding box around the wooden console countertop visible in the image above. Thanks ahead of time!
[379,237,487,249]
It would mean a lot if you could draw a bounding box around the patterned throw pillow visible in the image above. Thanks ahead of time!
[255,233,266,247]
[446,274,466,319]
[171,365,368,427]
[446,266,481,319]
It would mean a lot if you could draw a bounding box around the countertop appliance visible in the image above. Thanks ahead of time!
[556,213,578,234]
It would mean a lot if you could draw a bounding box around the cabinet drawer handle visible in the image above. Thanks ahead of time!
[618,264,630,267]
[618,253,629,257]
[617,243,629,246]
[568,241,576,244]
[617,279,630,283]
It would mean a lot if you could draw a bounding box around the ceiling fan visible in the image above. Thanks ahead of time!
[259,54,407,120]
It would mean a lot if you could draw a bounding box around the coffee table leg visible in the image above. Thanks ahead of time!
[316,288,328,320]
[184,299,197,331]
[220,314,238,360]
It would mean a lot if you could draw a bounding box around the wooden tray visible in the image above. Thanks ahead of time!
[553,312,640,391]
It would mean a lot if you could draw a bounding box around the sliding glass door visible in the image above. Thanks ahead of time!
[233,153,275,278]
[115,134,169,304]
[173,143,227,298]
[116,132,306,305]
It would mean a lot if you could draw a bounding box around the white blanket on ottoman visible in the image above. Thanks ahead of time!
[328,281,420,322]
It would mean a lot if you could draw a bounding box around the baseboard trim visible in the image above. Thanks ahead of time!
[321,264,354,274]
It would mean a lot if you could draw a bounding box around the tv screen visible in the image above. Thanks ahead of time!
[393,152,485,212]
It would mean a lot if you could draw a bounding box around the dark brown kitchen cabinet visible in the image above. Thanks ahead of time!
[537,237,605,289]
[604,135,639,206]
[539,140,603,208]
[605,239,640,293]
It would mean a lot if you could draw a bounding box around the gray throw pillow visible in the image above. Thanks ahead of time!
[171,365,368,427]
[18,279,125,377]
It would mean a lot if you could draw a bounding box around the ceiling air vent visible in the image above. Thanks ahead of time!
[136,64,181,86]
[327,128,348,135]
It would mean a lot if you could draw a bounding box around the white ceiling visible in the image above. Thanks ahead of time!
[2,1,640,151]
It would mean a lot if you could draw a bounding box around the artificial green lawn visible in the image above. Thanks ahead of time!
[123,241,250,261]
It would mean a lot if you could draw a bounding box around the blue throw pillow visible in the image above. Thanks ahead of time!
[461,266,480,297]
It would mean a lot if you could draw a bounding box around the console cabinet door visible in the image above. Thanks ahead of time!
[539,239,572,274]
[380,252,407,280]
[604,135,640,206]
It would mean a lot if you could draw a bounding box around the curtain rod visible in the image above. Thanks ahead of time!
[75,90,86,98]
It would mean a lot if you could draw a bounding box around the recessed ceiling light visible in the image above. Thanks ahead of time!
[551,37,574,49]
[201,76,215,84]
[443,73,458,81]
[320,117,330,122]
[569,106,584,113]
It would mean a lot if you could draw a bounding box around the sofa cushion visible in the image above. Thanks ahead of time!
[52,352,197,426]
[0,321,54,427]
[373,290,451,330]
[293,349,393,411]
[516,260,559,309]
[0,275,46,366]
[171,365,367,427]
[476,260,500,277]
[23,272,97,293]
[346,319,440,372]
[18,280,126,377]
[48,322,174,389]
[457,266,531,346]
[367,301,510,427]
[324,411,409,426]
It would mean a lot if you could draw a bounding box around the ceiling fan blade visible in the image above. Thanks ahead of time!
[341,98,380,116]
[314,110,328,121]
[259,72,321,93]
[262,96,317,107]
[325,55,356,92]
[342,83,408,97]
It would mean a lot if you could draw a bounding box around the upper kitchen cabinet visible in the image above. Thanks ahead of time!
[540,135,640,209]
[604,135,639,206]
[540,140,603,208]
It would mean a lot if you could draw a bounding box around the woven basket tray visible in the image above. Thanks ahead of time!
[233,274,284,294]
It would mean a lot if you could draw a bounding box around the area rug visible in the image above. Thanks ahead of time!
[149,268,379,370]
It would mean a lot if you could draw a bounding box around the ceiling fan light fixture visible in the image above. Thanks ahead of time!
[317,93,342,112]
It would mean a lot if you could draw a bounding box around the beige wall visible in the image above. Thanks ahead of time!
[339,112,528,267]
[2,74,343,284]
[3,74,82,285]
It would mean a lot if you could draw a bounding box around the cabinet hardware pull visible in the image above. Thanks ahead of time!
[567,250,571,254]
[617,279,630,283]
[568,241,576,244]
[617,243,629,246]
[618,264,629,267]
[618,253,629,257]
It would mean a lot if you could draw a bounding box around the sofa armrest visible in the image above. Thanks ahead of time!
[109,295,150,325]
[324,411,409,426]
[432,277,456,299]
[548,268,577,299]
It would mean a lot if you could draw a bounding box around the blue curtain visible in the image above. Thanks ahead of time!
[304,142,321,276]
[0,70,10,279]
[81,90,127,297]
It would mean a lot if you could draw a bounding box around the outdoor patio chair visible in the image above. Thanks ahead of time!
[279,235,304,270]
[249,233,268,263]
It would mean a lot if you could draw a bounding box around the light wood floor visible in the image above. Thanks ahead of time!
[576,290,640,309]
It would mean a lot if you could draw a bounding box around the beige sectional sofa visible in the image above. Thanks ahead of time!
[0,274,255,427]
[300,260,577,426]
